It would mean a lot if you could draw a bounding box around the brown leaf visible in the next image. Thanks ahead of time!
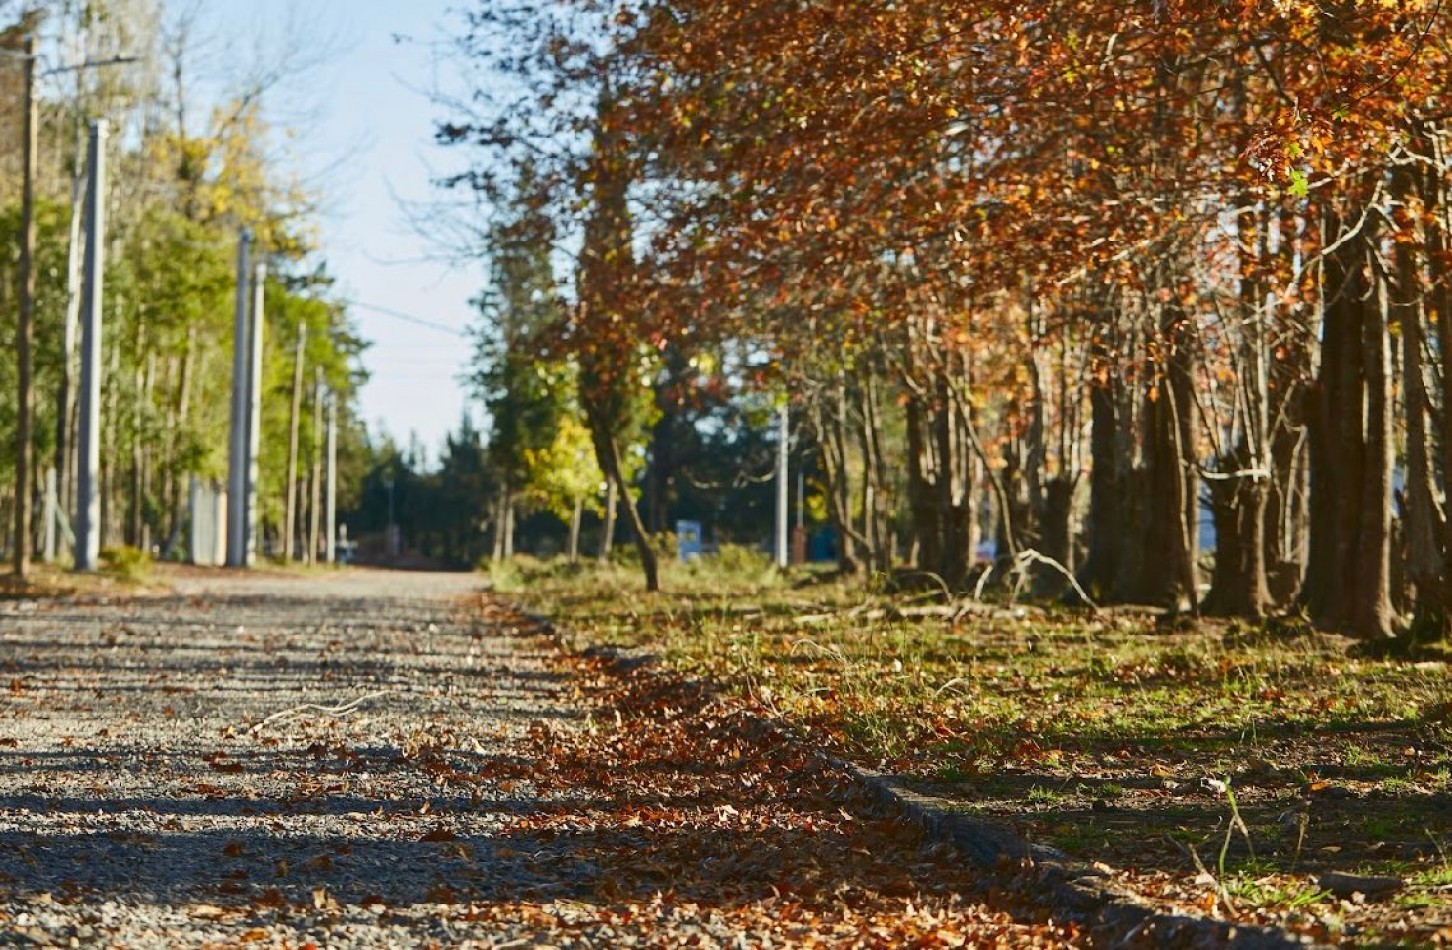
[425,883,458,904]
[254,887,287,909]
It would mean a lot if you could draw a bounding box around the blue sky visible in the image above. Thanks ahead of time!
[198,0,488,464]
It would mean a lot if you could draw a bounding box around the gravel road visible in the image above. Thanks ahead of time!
[1,568,1078,948]
[1,567,588,948]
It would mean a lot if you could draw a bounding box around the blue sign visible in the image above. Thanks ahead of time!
[676,520,703,562]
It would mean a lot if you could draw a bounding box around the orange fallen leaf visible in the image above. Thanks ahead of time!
[255,887,287,909]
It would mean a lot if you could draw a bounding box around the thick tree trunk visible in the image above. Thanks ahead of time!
[1143,303,1199,612]
[1034,476,1075,596]
[1204,202,1274,619]
[1301,212,1394,639]
[1419,123,1452,632]
[491,485,512,564]
[1393,174,1444,630]
[1078,338,1121,601]
[1355,255,1396,639]
[1203,459,1271,619]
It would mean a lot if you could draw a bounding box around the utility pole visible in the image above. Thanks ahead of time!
[226,232,251,567]
[325,392,337,564]
[284,321,306,561]
[247,261,266,562]
[775,404,789,570]
[55,90,88,557]
[74,120,107,573]
[13,30,37,578]
[308,366,323,564]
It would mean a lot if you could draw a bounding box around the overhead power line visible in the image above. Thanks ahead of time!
[343,298,469,338]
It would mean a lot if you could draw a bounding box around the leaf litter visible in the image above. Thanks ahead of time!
[0,567,1080,948]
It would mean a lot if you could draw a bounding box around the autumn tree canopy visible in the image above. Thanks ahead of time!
[442,0,1452,639]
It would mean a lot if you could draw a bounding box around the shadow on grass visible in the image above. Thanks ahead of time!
[0,592,1071,948]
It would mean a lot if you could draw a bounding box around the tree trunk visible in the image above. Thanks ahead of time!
[904,380,941,581]
[1302,210,1395,639]
[1079,322,1122,601]
[166,325,197,558]
[1418,122,1452,633]
[128,326,146,549]
[598,478,618,563]
[1202,459,1271,619]
[1267,208,1311,604]
[568,495,583,564]
[491,484,511,564]
[1355,247,1396,639]
[806,379,866,575]
[593,422,658,591]
[1392,167,1444,631]
[1143,302,1198,612]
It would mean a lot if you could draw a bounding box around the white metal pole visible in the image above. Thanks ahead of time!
[41,467,55,563]
[775,404,789,569]
[188,474,199,565]
[325,392,337,564]
[74,120,107,573]
[245,261,266,564]
[226,230,251,567]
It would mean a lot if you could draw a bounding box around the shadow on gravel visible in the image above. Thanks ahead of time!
[0,594,1079,946]
[0,819,921,911]
[0,670,1070,944]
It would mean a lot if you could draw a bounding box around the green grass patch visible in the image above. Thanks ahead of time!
[98,545,152,583]
[507,554,1452,937]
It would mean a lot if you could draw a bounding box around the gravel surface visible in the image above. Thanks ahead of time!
[1,568,1081,948]
[1,568,588,948]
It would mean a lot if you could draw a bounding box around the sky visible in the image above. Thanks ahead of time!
[197,0,489,466]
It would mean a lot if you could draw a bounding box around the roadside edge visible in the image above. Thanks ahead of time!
[513,602,1330,950]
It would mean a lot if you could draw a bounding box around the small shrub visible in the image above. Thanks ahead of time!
[99,546,152,583]
[484,557,524,593]
[713,543,774,578]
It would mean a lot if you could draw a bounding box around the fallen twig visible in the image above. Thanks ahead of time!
[249,690,388,733]
[1170,835,1239,917]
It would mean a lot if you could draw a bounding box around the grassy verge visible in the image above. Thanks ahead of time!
[2,547,161,597]
[509,555,1452,946]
